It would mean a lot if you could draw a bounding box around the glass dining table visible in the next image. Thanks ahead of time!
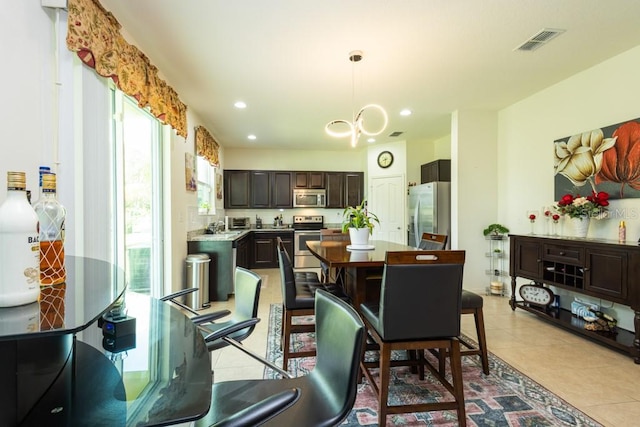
[0,256,212,427]
[306,240,419,308]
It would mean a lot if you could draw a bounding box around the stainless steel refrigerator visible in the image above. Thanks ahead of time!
[408,182,451,248]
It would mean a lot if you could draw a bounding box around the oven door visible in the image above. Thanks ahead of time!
[294,230,321,268]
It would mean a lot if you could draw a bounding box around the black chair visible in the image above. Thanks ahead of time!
[161,266,262,352]
[418,231,448,249]
[276,237,349,370]
[359,250,467,426]
[195,290,366,427]
[419,232,490,375]
[319,228,349,286]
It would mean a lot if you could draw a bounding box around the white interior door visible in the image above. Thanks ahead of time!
[369,175,405,244]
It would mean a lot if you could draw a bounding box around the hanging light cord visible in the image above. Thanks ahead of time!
[325,50,388,148]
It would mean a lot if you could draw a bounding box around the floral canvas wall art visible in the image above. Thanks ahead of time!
[554,118,640,200]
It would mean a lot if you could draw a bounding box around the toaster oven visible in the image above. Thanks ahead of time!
[228,217,250,229]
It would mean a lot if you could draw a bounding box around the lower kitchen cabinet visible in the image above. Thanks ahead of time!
[235,233,250,269]
[251,231,294,269]
[187,240,234,301]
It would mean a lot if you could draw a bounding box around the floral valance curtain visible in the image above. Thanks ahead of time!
[195,126,220,167]
[66,0,188,138]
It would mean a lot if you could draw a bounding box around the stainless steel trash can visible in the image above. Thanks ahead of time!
[185,254,211,310]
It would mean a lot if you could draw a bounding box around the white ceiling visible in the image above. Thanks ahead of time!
[100,0,640,151]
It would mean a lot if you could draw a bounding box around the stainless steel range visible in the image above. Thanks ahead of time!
[293,215,323,268]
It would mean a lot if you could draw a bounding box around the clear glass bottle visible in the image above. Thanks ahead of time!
[33,173,66,285]
[0,171,41,307]
[31,165,51,206]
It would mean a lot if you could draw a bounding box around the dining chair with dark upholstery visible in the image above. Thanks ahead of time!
[195,290,366,427]
[277,237,349,370]
[319,228,349,286]
[419,232,490,375]
[359,250,467,426]
[161,266,262,352]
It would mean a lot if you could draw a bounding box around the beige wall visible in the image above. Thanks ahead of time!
[497,45,640,330]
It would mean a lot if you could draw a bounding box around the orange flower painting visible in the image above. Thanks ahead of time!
[554,119,640,200]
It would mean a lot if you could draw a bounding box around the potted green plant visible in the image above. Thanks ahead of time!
[342,200,380,247]
[483,223,509,239]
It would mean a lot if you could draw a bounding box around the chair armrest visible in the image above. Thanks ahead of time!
[191,310,231,325]
[204,318,261,343]
[159,287,198,301]
[211,388,300,427]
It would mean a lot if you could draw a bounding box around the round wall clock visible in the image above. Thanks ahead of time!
[377,151,394,168]
[519,284,555,307]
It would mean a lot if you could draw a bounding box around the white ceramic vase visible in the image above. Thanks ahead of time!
[571,216,590,238]
[348,227,370,247]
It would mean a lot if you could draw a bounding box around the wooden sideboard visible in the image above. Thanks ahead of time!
[509,234,640,363]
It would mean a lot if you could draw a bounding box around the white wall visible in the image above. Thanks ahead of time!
[498,45,640,330]
[0,4,57,197]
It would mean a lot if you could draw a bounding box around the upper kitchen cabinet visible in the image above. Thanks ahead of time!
[294,171,325,189]
[225,170,292,209]
[420,159,451,183]
[326,172,364,208]
[224,170,251,208]
[251,171,293,209]
[271,171,293,208]
[251,171,271,208]
[325,172,345,208]
[345,172,364,207]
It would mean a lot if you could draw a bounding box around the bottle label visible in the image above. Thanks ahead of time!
[0,233,40,306]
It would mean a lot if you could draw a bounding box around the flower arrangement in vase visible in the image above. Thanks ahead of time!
[554,191,609,238]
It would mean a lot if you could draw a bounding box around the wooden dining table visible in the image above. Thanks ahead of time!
[306,240,419,308]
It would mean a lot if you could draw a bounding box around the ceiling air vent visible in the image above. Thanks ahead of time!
[515,28,565,52]
[389,131,404,137]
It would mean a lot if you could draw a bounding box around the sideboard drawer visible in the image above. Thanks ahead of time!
[543,244,584,265]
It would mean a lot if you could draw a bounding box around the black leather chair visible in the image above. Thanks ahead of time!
[319,228,349,286]
[276,237,349,370]
[195,290,366,427]
[419,233,490,375]
[359,250,467,426]
[161,266,262,352]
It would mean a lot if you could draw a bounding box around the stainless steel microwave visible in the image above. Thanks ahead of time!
[293,189,326,208]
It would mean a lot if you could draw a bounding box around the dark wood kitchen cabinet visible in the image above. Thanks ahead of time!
[325,172,344,208]
[251,171,271,208]
[420,159,451,183]
[224,170,251,208]
[234,233,250,269]
[345,172,364,207]
[251,231,293,269]
[326,172,364,208]
[294,171,324,188]
[271,171,293,208]
[226,170,292,209]
[509,234,640,363]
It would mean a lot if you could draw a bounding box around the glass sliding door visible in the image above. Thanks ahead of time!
[113,91,164,297]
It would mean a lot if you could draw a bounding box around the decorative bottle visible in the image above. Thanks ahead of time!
[33,173,66,285]
[619,221,626,242]
[0,171,41,307]
[31,165,51,206]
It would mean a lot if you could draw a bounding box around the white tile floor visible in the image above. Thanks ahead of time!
[204,268,640,427]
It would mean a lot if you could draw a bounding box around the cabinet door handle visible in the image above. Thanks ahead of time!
[537,259,541,263]
[583,267,589,271]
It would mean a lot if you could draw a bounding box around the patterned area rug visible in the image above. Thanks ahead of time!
[264,304,602,426]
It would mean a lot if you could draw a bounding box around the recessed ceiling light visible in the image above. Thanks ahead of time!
[247,134,257,140]
[400,109,412,116]
[234,101,247,109]
[367,138,376,143]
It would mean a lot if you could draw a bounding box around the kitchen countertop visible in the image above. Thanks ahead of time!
[188,227,294,242]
